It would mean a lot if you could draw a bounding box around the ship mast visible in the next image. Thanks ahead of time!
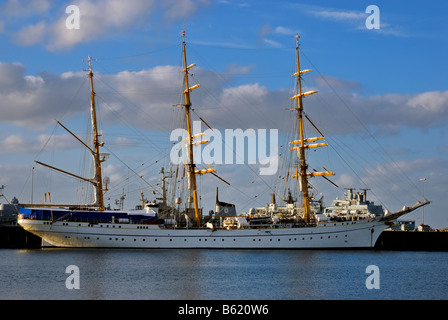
[289,35,334,221]
[177,30,226,227]
[87,56,105,211]
[181,31,202,228]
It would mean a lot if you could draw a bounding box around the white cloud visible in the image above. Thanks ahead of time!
[0,0,51,16]
[302,4,408,37]
[0,133,77,154]
[8,0,210,51]
[306,75,448,135]
[257,24,299,48]
[407,91,448,113]
[274,26,296,36]
[263,38,282,48]
[0,62,86,129]
[312,9,365,22]
[2,58,448,139]
[226,63,256,75]
[161,0,210,20]
[14,21,47,46]
[46,0,156,51]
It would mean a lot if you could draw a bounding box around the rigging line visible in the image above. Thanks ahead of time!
[33,122,59,161]
[57,76,89,124]
[299,100,394,207]
[302,82,420,204]
[102,145,160,195]
[93,94,165,152]
[301,49,422,196]
[187,45,280,129]
[34,77,88,161]
[132,151,170,173]
[303,103,410,207]
[190,108,275,193]
[96,44,178,61]
[18,166,33,201]
[326,138,390,209]
[93,73,174,134]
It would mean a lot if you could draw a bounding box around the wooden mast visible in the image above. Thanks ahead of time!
[87,56,105,211]
[289,35,334,221]
[181,31,201,227]
[294,35,311,221]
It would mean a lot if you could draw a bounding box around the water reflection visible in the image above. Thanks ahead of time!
[1,249,447,299]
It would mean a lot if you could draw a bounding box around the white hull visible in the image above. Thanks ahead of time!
[18,218,387,249]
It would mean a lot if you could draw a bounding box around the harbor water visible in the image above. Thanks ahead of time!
[0,248,447,300]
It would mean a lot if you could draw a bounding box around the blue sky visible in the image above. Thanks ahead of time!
[0,0,447,227]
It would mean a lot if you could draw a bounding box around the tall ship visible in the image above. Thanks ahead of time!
[18,33,429,249]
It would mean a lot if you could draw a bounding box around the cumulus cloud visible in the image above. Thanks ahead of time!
[2,59,448,139]
[258,23,299,48]
[0,0,51,16]
[0,62,86,129]
[0,133,77,154]
[5,0,210,51]
[303,75,448,136]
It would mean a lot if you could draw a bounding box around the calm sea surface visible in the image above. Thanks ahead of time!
[0,248,447,300]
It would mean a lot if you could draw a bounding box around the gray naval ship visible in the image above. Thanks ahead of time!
[0,186,20,226]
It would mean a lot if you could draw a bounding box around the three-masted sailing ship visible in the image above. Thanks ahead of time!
[17,33,429,249]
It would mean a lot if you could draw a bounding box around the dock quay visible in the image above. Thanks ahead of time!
[0,225,41,248]
[375,229,448,251]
